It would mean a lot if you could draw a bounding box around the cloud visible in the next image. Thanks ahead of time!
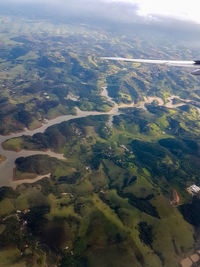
[106,0,200,24]
[0,0,200,50]
[1,0,200,37]
[2,0,200,25]
[0,0,141,24]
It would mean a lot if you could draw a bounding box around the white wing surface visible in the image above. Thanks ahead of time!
[101,57,195,67]
[101,57,200,75]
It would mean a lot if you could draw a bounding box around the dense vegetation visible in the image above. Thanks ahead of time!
[0,15,200,134]
[1,11,200,267]
[1,103,200,266]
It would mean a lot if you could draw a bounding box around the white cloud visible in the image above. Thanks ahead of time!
[108,0,200,24]
[3,0,200,25]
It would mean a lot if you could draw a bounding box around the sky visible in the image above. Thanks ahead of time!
[3,0,200,25]
[109,0,200,24]
[0,0,200,54]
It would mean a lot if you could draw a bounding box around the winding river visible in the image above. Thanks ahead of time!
[0,104,121,187]
[0,88,193,187]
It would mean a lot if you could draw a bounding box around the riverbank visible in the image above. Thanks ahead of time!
[0,87,195,187]
[12,173,51,189]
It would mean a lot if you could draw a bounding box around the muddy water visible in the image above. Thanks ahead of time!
[101,86,119,127]
[0,105,121,187]
[12,173,51,189]
[0,149,66,187]
[0,87,194,187]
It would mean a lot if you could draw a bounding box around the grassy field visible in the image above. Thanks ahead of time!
[0,248,26,267]
[2,137,23,152]
[0,12,200,267]
[0,154,6,163]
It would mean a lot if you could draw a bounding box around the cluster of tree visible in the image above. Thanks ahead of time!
[138,222,153,248]
[179,197,200,226]
[15,155,63,175]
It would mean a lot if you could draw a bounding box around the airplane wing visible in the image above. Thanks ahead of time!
[101,57,195,66]
[101,57,200,75]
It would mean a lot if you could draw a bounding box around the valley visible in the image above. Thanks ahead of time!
[0,86,193,187]
[0,12,200,267]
